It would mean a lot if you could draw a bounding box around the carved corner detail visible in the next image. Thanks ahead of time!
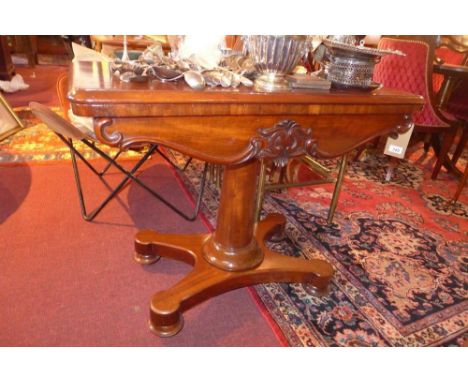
[94,118,122,146]
[389,114,414,139]
[251,120,317,167]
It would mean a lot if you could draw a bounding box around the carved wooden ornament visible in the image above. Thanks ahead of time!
[389,114,414,139]
[94,118,122,146]
[252,120,317,167]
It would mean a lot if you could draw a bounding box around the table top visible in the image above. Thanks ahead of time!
[67,60,424,164]
[68,61,424,118]
[90,35,169,49]
[433,63,468,78]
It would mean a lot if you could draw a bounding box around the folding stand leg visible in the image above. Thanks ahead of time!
[155,147,193,172]
[327,153,349,224]
[98,149,123,175]
[69,139,157,221]
[64,136,209,222]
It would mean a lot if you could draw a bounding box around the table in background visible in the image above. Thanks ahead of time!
[68,60,423,337]
[434,63,468,108]
[90,35,170,55]
[433,63,468,201]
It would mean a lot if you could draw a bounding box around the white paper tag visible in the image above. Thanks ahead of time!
[388,144,403,155]
[384,126,414,159]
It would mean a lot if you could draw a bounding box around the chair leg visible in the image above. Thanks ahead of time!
[452,162,468,203]
[327,153,348,224]
[254,158,267,222]
[70,140,157,221]
[255,155,346,224]
[451,125,467,167]
[82,140,209,221]
[353,143,367,162]
[423,133,431,153]
[431,127,457,180]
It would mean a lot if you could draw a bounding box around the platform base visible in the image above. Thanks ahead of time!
[134,213,334,337]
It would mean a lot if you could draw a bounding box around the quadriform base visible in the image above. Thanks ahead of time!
[134,213,334,337]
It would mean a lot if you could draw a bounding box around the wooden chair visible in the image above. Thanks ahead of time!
[434,36,468,110]
[433,37,468,202]
[31,77,208,222]
[374,37,461,180]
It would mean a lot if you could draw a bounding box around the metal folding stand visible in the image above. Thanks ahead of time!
[155,147,193,172]
[255,154,349,224]
[56,134,208,222]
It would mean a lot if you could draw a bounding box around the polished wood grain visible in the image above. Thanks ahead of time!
[68,60,424,336]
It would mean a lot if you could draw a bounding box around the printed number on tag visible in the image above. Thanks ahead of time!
[388,144,403,155]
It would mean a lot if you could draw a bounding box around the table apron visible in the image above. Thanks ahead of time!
[93,113,410,165]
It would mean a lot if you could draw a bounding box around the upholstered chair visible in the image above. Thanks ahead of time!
[433,38,468,201]
[374,37,460,179]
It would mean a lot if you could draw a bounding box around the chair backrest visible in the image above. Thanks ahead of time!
[438,35,468,58]
[29,101,88,140]
[56,73,71,121]
[374,37,449,128]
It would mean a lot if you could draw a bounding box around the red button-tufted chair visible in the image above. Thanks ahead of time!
[433,37,468,201]
[434,38,468,167]
[374,37,460,179]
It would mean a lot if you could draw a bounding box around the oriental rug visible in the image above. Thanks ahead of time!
[175,145,468,347]
[2,110,467,346]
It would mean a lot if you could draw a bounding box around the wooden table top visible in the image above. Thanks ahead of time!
[68,61,424,117]
[434,63,468,79]
[90,35,168,49]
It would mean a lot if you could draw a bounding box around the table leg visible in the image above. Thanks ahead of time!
[134,160,334,336]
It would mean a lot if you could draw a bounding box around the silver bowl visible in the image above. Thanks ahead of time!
[245,35,309,92]
[322,39,404,89]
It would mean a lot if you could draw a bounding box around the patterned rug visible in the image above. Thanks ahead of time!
[175,142,468,347]
[0,108,141,163]
[2,110,467,346]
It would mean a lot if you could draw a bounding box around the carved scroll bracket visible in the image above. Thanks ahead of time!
[389,114,414,139]
[250,120,317,167]
[94,118,122,147]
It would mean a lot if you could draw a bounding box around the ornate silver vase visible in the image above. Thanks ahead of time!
[244,35,310,92]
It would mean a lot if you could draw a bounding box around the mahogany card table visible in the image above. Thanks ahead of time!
[69,61,423,336]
